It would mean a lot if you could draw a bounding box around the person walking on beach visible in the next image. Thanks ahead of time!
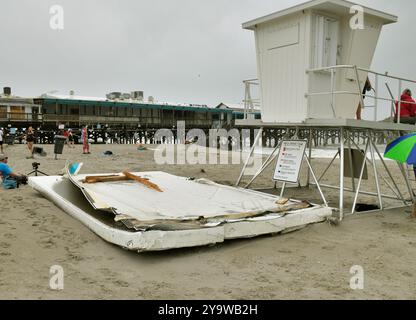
[67,129,75,148]
[63,129,69,145]
[0,127,4,153]
[81,126,90,154]
[25,126,35,157]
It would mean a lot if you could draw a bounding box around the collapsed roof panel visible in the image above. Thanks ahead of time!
[68,168,304,223]
[27,163,333,252]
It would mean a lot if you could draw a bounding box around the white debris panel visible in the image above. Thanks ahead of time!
[69,171,301,220]
[28,165,332,252]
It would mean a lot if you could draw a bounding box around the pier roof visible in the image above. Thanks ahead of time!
[36,94,230,114]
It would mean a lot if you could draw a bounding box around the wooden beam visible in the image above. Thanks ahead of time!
[122,171,163,192]
[84,175,130,184]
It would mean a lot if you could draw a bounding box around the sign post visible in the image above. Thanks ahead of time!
[274,140,307,183]
[274,140,328,206]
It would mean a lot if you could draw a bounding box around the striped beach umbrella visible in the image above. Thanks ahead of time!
[385,133,416,164]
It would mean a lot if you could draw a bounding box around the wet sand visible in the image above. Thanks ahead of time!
[0,143,415,300]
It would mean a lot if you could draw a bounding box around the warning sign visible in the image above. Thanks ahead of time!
[274,140,307,183]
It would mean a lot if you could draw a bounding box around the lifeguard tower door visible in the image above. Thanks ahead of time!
[308,13,340,119]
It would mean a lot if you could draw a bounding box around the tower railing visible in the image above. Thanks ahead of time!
[306,65,416,124]
[243,79,261,120]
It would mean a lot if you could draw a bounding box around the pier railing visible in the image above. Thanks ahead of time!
[0,112,43,122]
[306,65,416,124]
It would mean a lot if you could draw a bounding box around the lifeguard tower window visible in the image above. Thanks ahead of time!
[313,15,339,69]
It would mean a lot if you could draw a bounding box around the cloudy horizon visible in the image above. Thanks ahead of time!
[1,0,415,115]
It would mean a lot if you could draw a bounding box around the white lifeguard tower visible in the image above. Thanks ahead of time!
[237,0,416,220]
[243,0,398,123]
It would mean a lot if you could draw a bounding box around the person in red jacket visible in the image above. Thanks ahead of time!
[395,89,416,124]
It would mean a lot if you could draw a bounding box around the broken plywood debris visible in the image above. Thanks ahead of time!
[28,165,333,252]
[113,201,312,231]
[122,171,163,192]
[83,171,163,193]
[84,175,130,184]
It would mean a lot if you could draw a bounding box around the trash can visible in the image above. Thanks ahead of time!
[54,135,67,158]
[5,134,15,145]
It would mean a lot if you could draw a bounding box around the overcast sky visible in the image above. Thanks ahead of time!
[1,0,415,113]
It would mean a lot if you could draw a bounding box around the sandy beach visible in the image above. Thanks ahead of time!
[0,143,416,300]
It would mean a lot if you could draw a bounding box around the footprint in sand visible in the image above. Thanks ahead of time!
[402,271,412,278]
[278,249,293,254]
[382,222,400,229]
[3,233,16,240]
[81,277,97,285]
[198,287,215,295]
[0,242,11,249]
[39,237,57,249]
[113,280,129,288]
[66,252,84,262]
[99,268,118,281]
[255,275,271,283]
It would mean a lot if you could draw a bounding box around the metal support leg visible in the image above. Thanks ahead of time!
[347,131,356,192]
[280,182,287,198]
[236,128,263,186]
[399,163,414,204]
[318,150,340,183]
[304,153,328,207]
[370,139,406,205]
[306,129,313,187]
[352,139,370,214]
[244,141,282,189]
[339,128,345,221]
[316,182,407,201]
[349,134,406,202]
[369,132,383,210]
